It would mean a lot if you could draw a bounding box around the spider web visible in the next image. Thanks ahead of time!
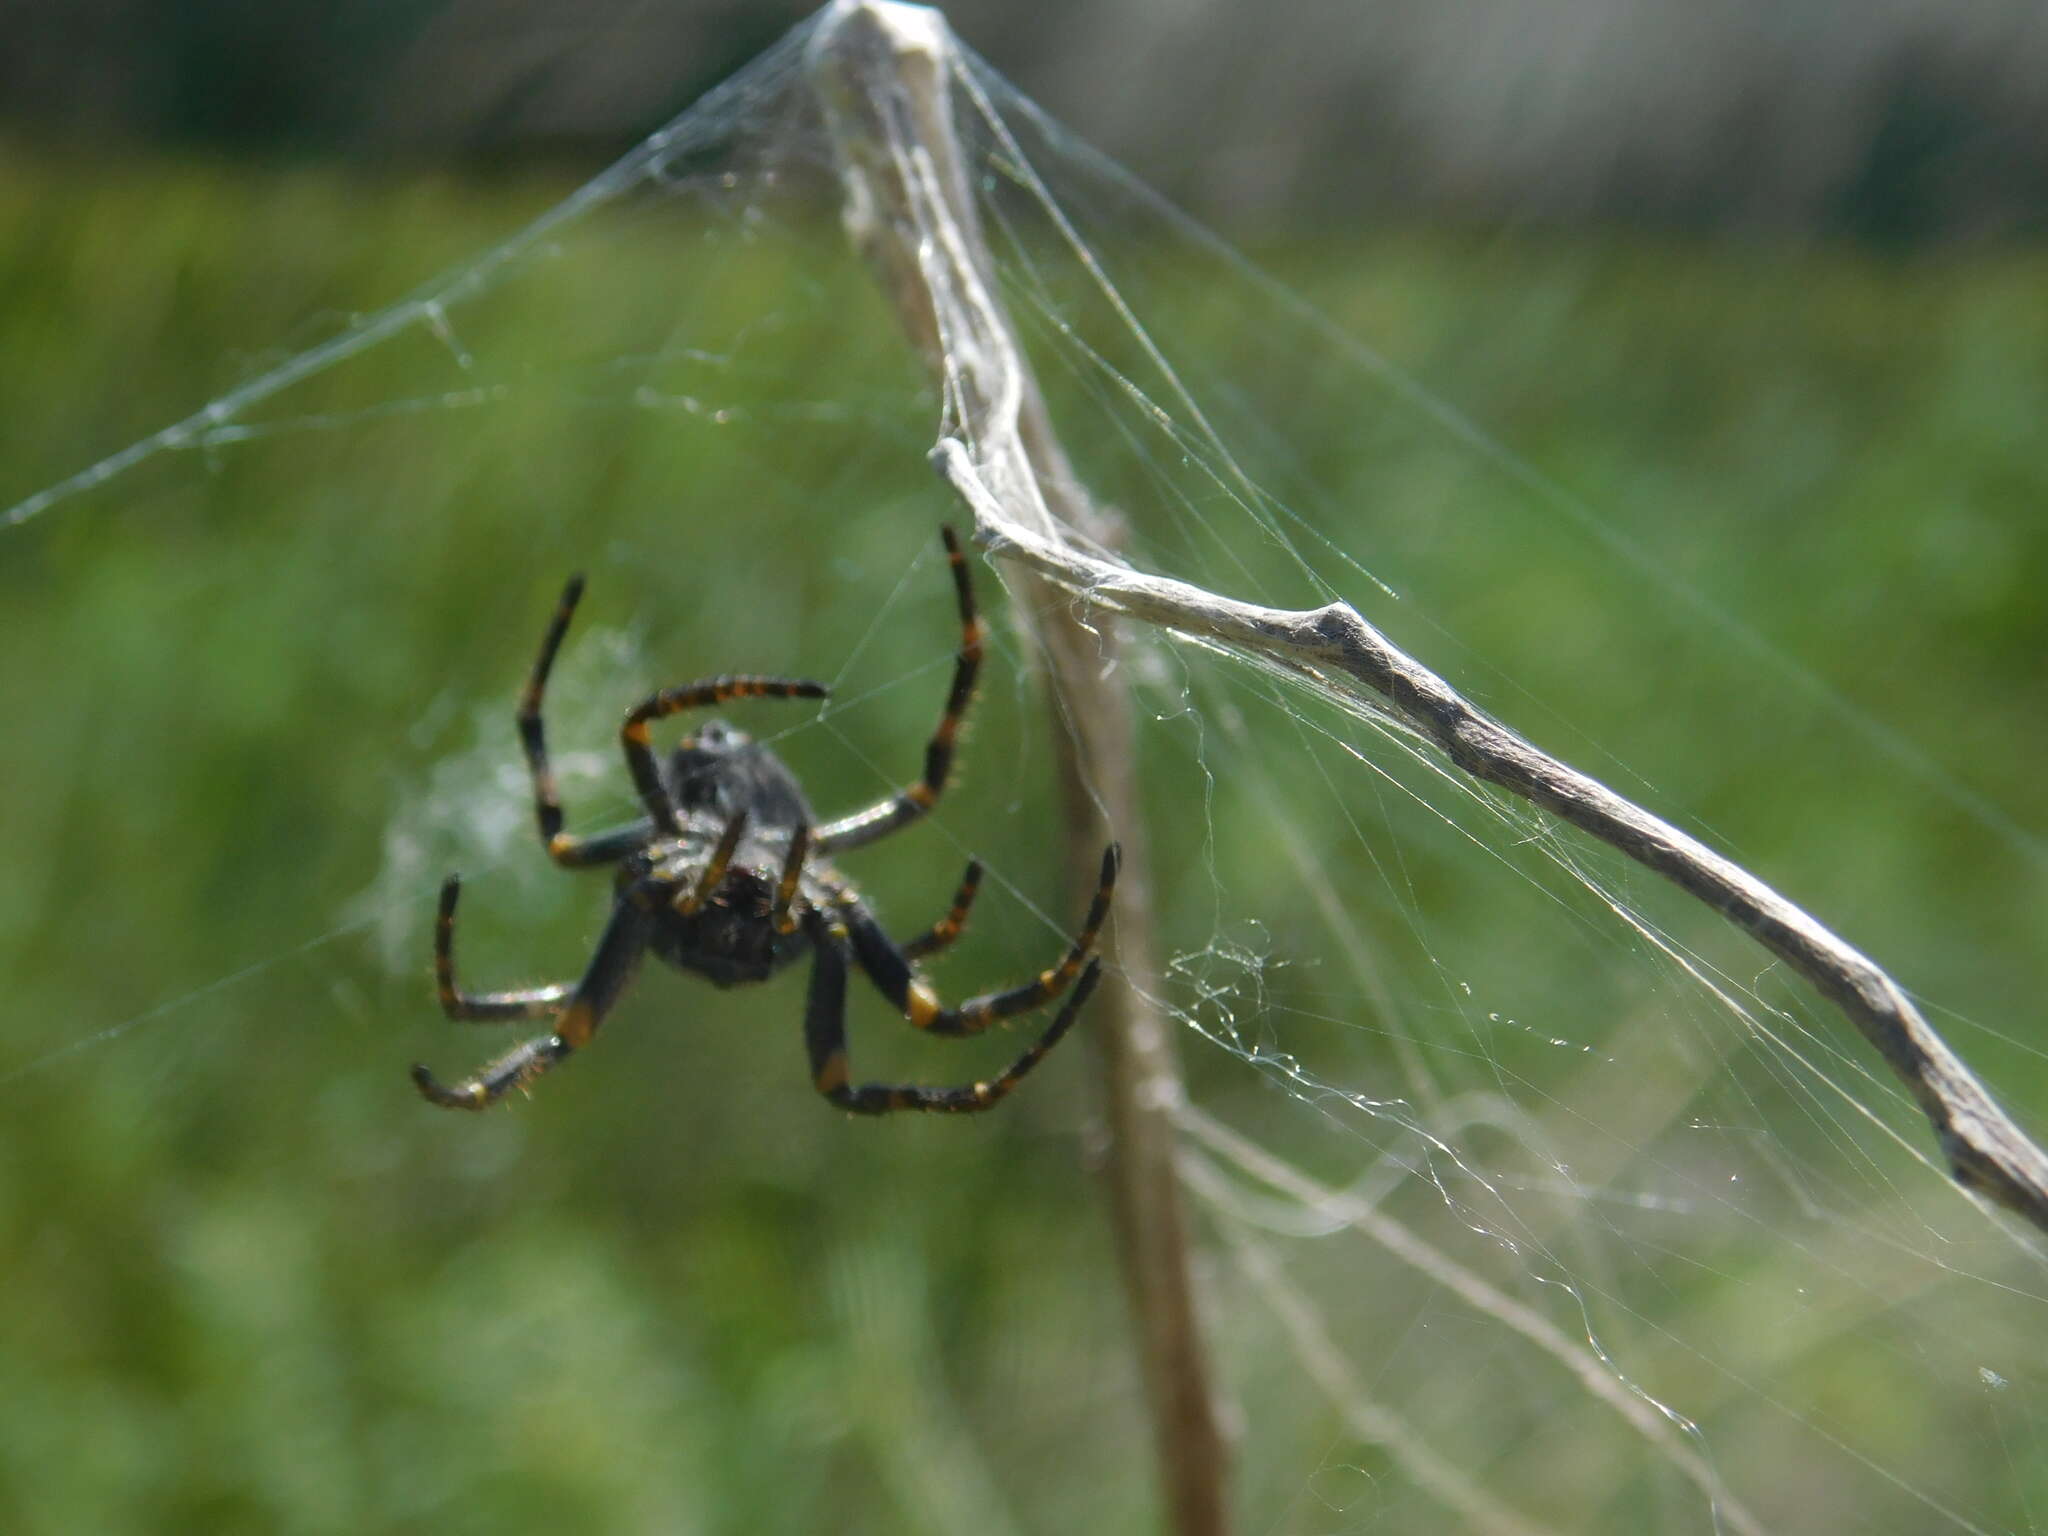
[3,5,2044,1532]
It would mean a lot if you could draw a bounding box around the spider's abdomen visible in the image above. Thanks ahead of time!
[665,720,814,833]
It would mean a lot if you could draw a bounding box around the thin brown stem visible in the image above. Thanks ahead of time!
[810,6,1231,1532]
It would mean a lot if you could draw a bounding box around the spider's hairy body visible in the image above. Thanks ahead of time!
[414,525,1117,1116]
[632,727,821,985]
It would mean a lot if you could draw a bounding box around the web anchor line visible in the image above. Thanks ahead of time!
[935,437,2048,1239]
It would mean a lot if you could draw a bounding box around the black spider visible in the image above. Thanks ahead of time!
[413,526,1118,1114]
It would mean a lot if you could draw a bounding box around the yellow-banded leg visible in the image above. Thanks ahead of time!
[517,574,656,869]
[802,907,1101,1115]
[676,811,749,915]
[620,676,827,834]
[901,859,982,960]
[771,824,813,935]
[413,899,652,1110]
[839,843,1118,1038]
[817,525,983,854]
[434,875,573,1020]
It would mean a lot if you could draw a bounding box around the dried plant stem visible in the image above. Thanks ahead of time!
[938,453,2048,1237]
[809,6,1230,1534]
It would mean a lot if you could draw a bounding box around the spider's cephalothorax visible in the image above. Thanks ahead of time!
[413,526,1117,1115]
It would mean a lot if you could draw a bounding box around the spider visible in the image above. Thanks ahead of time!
[413,525,1118,1115]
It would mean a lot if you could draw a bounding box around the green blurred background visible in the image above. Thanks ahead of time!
[2,6,2046,1533]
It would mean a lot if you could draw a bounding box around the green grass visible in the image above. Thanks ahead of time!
[1,143,2042,1533]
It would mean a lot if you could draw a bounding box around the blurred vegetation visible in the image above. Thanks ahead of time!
[0,142,2042,1534]
[8,1,2047,242]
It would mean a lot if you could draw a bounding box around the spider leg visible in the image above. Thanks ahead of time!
[518,574,656,870]
[770,823,813,935]
[621,677,827,835]
[803,908,1099,1115]
[413,897,651,1110]
[839,844,1117,1038]
[900,858,983,960]
[434,875,572,1021]
[675,810,749,915]
[816,526,982,855]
